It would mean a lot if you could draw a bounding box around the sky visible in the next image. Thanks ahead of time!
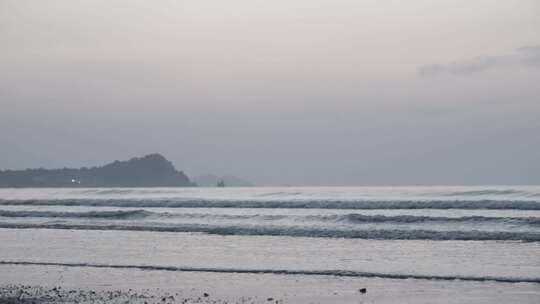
[1,0,539,185]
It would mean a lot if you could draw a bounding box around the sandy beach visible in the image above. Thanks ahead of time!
[2,263,540,304]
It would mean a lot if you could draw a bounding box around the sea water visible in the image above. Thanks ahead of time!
[1,186,539,302]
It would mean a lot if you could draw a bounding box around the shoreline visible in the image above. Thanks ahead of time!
[1,264,539,304]
[1,260,538,284]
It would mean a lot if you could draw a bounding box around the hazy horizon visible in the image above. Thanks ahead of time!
[1,0,539,186]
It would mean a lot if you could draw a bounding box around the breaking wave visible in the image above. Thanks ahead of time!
[0,209,151,219]
[438,189,534,197]
[1,199,540,210]
[330,214,540,225]
[0,222,538,241]
[1,210,539,226]
[1,260,538,284]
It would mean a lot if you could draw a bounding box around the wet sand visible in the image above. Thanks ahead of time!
[1,264,539,304]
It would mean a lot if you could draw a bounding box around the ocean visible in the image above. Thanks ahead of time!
[1,186,539,303]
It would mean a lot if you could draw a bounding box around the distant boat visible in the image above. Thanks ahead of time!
[193,175,253,187]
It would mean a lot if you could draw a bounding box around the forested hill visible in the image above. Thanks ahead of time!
[0,154,194,187]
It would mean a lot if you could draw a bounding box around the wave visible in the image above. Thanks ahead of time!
[1,210,539,226]
[331,214,540,225]
[41,187,540,198]
[0,209,151,220]
[1,260,538,284]
[0,222,538,241]
[2,199,540,210]
[439,189,530,197]
[0,209,289,221]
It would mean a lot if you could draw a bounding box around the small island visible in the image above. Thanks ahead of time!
[0,154,195,187]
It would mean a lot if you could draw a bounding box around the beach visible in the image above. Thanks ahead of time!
[2,263,540,304]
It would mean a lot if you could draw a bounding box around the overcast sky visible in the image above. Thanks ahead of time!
[1,0,539,185]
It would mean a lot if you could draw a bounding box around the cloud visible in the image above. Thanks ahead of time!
[418,45,540,77]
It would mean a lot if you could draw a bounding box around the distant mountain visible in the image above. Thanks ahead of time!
[192,174,254,187]
[0,154,195,187]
